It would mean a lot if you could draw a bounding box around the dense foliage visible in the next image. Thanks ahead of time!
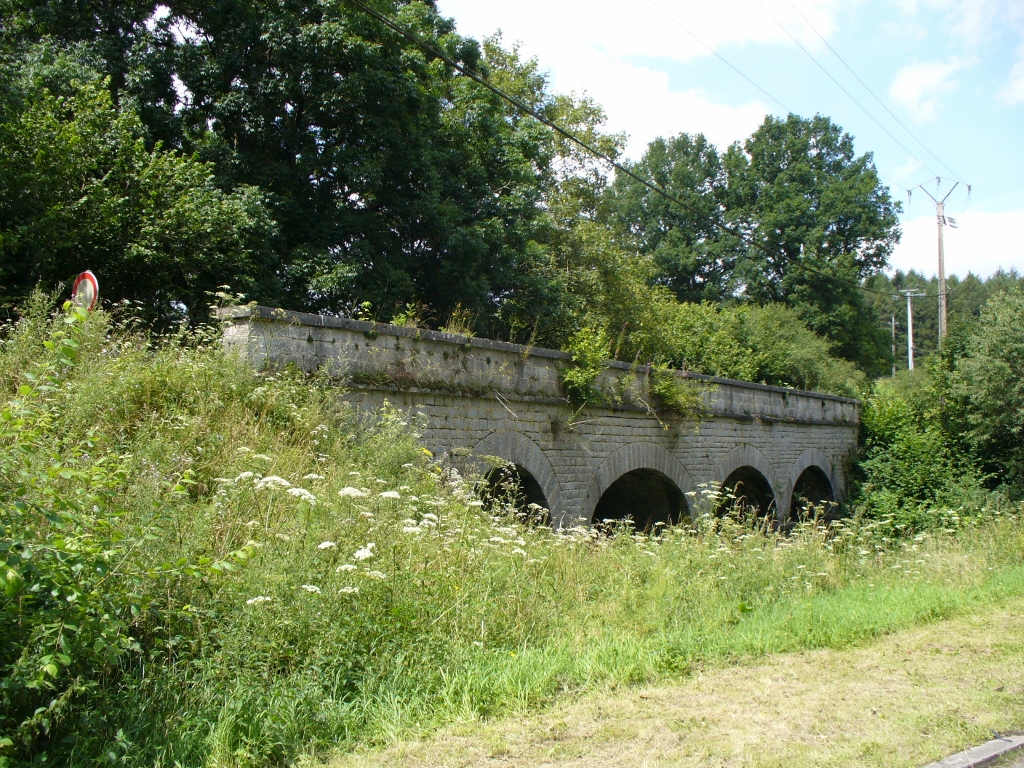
[1,306,1021,767]
[851,286,1024,530]
[0,50,275,324]
[607,115,899,375]
[0,0,902,384]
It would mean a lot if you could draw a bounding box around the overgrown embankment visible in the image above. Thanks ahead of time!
[2,305,1022,768]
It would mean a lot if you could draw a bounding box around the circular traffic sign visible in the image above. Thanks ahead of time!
[72,271,99,311]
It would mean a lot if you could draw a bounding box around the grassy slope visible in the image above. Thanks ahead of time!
[328,595,1024,768]
[1,307,1023,767]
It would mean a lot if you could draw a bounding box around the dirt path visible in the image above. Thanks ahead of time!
[325,598,1024,768]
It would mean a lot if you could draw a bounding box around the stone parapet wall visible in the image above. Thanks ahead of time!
[216,306,861,528]
[217,306,859,426]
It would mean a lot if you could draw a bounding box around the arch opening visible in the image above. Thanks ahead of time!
[789,466,836,521]
[482,463,550,524]
[593,469,687,533]
[718,466,775,520]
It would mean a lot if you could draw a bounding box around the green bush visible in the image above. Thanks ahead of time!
[950,288,1024,491]
[851,371,998,534]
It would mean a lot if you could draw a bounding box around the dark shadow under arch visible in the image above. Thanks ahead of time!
[789,466,836,521]
[483,464,550,524]
[718,466,776,519]
[593,469,688,533]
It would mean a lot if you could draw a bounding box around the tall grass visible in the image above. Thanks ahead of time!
[1,304,1022,767]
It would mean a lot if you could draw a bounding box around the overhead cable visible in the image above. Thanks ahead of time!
[783,0,967,184]
[343,0,939,300]
[752,0,942,180]
[643,0,792,114]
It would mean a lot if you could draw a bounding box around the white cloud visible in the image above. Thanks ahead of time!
[890,207,1024,278]
[888,58,963,122]
[999,44,1024,104]
[435,0,842,156]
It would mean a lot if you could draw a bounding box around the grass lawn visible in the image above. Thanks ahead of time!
[326,595,1024,768]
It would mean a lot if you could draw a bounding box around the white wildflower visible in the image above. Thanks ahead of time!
[301,584,322,594]
[317,541,337,550]
[353,543,375,561]
[212,477,233,485]
[338,487,367,498]
[337,586,359,595]
[402,518,418,526]
[399,485,411,492]
[235,471,254,482]
[489,537,507,544]
[287,487,317,505]
[401,463,414,468]
[379,490,401,500]
[467,500,484,508]
[237,447,252,454]
[274,533,291,541]
[363,570,387,580]
[511,548,528,557]
[349,471,361,476]
[336,564,357,572]
[255,475,291,491]
[246,595,272,605]
[403,526,422,534]
[253,454,273,462]
[419,519,436,528]
[303,473,325,481]
[359,511,374,519]
[421,513,439,522]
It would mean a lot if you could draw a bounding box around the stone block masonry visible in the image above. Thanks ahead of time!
[217,306,860,529]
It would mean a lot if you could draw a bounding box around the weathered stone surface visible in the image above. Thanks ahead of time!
[218,306,860,528]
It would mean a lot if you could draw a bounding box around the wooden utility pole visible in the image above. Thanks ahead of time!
[916,180,962,344]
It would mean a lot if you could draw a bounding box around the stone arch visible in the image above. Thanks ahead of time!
[471,430,564,523]
[712,444,781,519]
[787,448,838,521]
[581,443,694,528]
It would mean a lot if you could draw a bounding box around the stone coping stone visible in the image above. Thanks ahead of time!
[216,305,861,406]
[923,734,1024,768]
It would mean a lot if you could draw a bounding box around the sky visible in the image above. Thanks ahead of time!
[434,0,1024,279]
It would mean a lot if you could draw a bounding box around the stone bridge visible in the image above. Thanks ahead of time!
[219,306,861,530]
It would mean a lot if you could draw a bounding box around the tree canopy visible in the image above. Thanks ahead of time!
[0,0,917,387]
[606,114,900,375]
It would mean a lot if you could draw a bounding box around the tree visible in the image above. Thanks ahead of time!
[3,0,568,324]
[602,115,900,375]
[951,288,1024,491]
[0,49,276,325]
[604,133,740,303]
[725,114,900,374]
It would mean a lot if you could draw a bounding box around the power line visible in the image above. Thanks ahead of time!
[643,0,792,114]
[343,0,939,300]
[646,0,962,228]
[752,0,941,180]
[783,0,967,184]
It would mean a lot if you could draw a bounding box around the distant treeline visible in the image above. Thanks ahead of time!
[866,269,1024,369]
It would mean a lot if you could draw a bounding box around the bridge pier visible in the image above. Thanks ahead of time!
[218,306,860,529]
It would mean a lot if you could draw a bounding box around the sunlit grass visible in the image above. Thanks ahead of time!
[2,305,1022,767]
